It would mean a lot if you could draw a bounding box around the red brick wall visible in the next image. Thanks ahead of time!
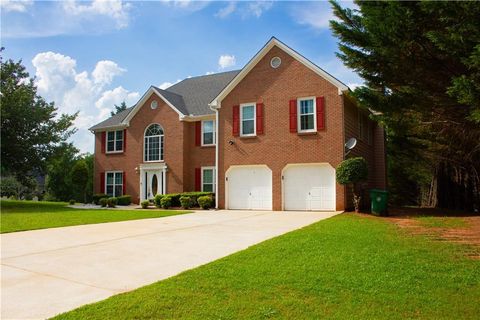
[217,45,346,210]
[343,95,387,209]
[94,93,215,203]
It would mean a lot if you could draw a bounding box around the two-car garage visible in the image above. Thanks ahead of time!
[226,164,336,211]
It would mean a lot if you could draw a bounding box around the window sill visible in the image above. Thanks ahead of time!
[297,131,317,136]
[200,144,215,148]
[143,160,165,163]
[239,135,257,139]
[106,151,124,154]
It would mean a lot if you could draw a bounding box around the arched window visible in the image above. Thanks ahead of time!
[144,124,164,162]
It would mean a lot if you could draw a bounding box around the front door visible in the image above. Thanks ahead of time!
[144,170,163,200]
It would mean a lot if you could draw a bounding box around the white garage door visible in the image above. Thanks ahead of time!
[283,164,336,211]
[227,166,272,210]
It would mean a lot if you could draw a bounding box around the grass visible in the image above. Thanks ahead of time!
[415,216,468,229]
[0,200,190,233]
[53,214,480,320]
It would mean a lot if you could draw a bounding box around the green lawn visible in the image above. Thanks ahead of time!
[0,200,189,233]
[54,214,479,320]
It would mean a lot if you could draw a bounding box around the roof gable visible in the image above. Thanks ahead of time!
[209,37,349,108]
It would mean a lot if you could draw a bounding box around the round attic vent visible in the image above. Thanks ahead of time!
[270,56,281,69]
[151,100,158,110]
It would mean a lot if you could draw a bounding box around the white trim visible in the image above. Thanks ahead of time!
[139,163,168,200]
[297,97,317,133]
[212,105,220,208]
[105,171,123,197]
[201,166,215,192]
[143,123,165,163]
[209,37,349,108]
[182,114,215,122]
[105,129,124,154]
[122,87,185,125]
[201,119,215,146]
[240,102,256,137]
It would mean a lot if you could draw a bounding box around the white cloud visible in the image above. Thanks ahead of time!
[215,2,236,18]
[347,83,362,90]
[62,0,131,28]
[292,1,336,30]
[245,1,273,18]
[95,86,139,110]
[205,71,215,75]
[31,51,139,152]
[92,60,126,85]
[218,55,236,69]
[0,0,33,12]
[158,82,174,90]
[160,0,210,12]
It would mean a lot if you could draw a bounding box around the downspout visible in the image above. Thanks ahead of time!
[209,102,220,209]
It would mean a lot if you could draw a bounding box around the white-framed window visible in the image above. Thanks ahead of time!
[240,103,256,136]
[144,124,164,162]
[105,171,123,197]
[201,167,215,192]
[297,97,316,132]
[106,130,124,153]
[201,120,215,146]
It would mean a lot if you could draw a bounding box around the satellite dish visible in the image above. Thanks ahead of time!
[345,138,357,150]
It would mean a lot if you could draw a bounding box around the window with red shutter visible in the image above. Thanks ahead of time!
[232,105,240,136]
[316,96,325,131]
[289,99,297,132]
[101,132,106,153]
[100,172,105,193]
[123,129,127,152]
[256,103,264,134]
[195,121,201,146]
[194,168,201,191]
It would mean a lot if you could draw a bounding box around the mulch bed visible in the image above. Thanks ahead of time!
[355,207,480,260]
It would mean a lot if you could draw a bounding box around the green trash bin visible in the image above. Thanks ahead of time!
[370,189,388,216]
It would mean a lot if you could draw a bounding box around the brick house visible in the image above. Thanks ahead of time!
[90,37,386,211]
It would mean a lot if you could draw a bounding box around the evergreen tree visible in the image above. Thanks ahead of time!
[330,1,480,211]
[110,101,127,116]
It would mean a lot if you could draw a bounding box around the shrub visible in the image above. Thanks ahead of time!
[116,195,132,206]
[69,199,76,205]
[160,196,172,209]
[107,197,117,208]
[336,157,368,212]
[93,193,108,205]
[198,196,214,210]
[141,200,150,209]
[154,194,164,208]
[179,196,193,209]
[99,198,108,207]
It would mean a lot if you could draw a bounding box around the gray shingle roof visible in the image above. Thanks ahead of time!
[165,70,240,115]
[90,70,240,131]
[89,106,134,131]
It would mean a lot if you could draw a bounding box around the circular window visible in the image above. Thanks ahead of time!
[151,100,158,109]
[270,56,281,69]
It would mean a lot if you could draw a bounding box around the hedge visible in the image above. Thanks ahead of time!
[116,195,132,206]
[93,193,108,205]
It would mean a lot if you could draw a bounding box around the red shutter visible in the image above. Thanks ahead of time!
[123,129,127,152]
[289,99,297,133]
[101,132,106,153]
[195,121,201,146]
[316,96,325,131]
[256,103,264,135]
[232,105,240,137]
[100,172,105,194]
[122,171,126,195]
[195,168,201,191]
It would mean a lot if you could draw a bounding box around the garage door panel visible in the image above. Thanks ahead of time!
[227,166,272,210]
[284,164,335,211]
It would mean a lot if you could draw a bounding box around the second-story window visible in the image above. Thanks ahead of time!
[106,130,124,153]
[240,103,256,136]
[297,97,316,133]
[202,120,215,146]
[144,124,164,162]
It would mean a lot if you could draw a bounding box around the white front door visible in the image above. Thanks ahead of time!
[283,164,336,211]
[141,169,166,200]
[227,166,272,210]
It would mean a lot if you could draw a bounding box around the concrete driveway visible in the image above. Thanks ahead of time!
[1,210,338,319]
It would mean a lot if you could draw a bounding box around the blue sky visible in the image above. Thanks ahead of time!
[1,0,361,153]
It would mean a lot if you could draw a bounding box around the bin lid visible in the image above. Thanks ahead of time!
[369,189,388,194]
